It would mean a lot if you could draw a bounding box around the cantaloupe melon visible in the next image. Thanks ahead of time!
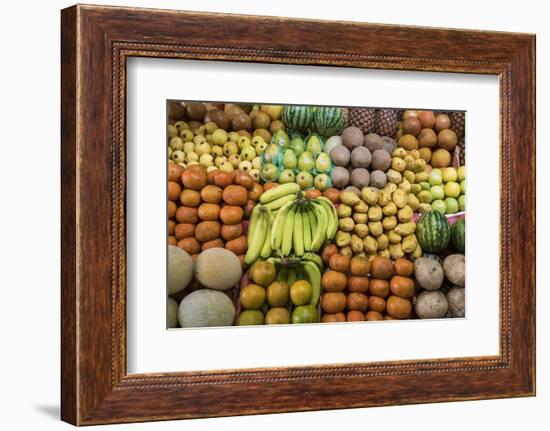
[168,245,193,295]
[194,248,242,291]
[178,289,236,327]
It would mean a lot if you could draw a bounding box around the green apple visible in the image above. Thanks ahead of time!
[223,141,238,157]
[296,171,314,189]
[430,185,445,200]
[444,197,459,214]
[237,136,251,151]
[444,181,461,198]
[261,163,279,181]
[457,165,466,181]
[298,151,315,172]
[432,199,446,214]
[241,145,256,162]
[228,131,240,143]
[419,181,431,191]
[429,170,443,186]
[442,167,458,183]
[314,173,330,191]
[458,195,466,211]
[417,190,433,203]
[278,169,296,184]
[212,129,228,145]
[315,152,331,173]
[460,179,466,194]
[282,149,298,169]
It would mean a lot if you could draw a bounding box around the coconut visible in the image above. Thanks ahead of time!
[350,146,372,168]
[341,126,364,150]
[364,133,384,152]
[350,168,370,189]
[331,166,350,189]
[371,149,392,171]
[330,145,351,167]
[380,136,397,154]
[369,170,387,188]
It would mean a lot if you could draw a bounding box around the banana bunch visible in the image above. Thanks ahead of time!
[268,254,324,308]
[245,204,274,265]
[271,196,338,257]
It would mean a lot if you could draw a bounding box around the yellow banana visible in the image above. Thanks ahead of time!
[302,207,312,252]
[303,260,321,307]
[280,204,297,256]
[314,197,338,239]
[306,206,317,245]
[293,207,305,257]
[310,203,328,251]
[244,210,267,265]
[271,201,294,250]
[260,208,274,259]
[263,193,297,211]
[259,183,300,204]
[247,204,262,247]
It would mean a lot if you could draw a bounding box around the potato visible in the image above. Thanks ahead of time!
[398,178,411,193]
[392,189,408,208]
[384,183,397,194]
[353,223,369,238]
[363,235,378,254]
[335,231,351,247]
[414,257,444,291]
[222,185,248,206]
[353,212,368,224]
[382,216,398,231]
[382,202,397,216]
[367,205,383,221]
[367,221,383,237]
[386,295,412,319]
[415,290,449,319]
[340,191,360,206]
[394,221,416,236]
[401,234,418,253]
[388,243,404,259]
[361,187,379,205]
[198,203,221,221]
[195,221,221,242]
[447,287,465,317]
[443,254,465,287]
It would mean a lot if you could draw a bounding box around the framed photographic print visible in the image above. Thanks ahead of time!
[61,4,536,425]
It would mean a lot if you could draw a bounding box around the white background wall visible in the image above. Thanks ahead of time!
[0,0,546,429]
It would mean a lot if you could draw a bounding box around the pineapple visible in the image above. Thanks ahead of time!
[450,111,466,165]
[347,108,378,134]
[377,109,399,138]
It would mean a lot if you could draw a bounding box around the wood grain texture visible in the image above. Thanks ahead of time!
[60,4,536,425]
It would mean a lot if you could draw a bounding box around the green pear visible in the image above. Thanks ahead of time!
[282,149,298,169]
[314,152,331,173]
[288,137,305,157]
[297,151,315,172]
[305,134,323,155]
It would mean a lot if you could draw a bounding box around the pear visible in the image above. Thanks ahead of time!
[297,151,315,172]
[272,129,289,148]
[288,137,305,157]
[305,134,323,155]
[264,143,281,163]
[314,152,331,173]
[282,149,298,169]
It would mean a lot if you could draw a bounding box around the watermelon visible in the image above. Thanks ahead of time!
[450,218,465,253]
[313,107,345,137]
[282,105,313,133]
[416,210,450,253]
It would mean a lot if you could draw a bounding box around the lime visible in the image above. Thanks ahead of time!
[290,280,313,306]
[239,284,266,310]
[238,310,264,326]
[265,307,290,325]
[291,305,319,324]
[266,281,290,307]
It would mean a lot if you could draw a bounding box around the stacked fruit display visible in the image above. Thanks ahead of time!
[168,162,260,264]
[167,102,467,328]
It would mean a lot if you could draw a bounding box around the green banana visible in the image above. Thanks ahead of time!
[306,206,317,246]
[303,260,321,307]
[280,204,297,256]
[259,183,300,204]
[260,208,274,259]
[302,207,312,252]
[293,207,305,257]
[302,252,324,271]
[314,198,338,240]
[263,193,297,211]
[247,204,263,247]
[244,210,267,265]
[310,202,328,251]
[286,266,297,287]
[271,201,294,250]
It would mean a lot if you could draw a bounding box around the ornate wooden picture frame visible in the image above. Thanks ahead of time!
[61,4,535,425]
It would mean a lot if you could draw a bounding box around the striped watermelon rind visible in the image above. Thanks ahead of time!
[416,210,451,253]
[313,107,345,137]
[282,105,313,133]
[450,218,465,253]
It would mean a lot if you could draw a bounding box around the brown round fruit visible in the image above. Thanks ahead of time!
[219,206,243,225]
[167,219,176,235]
[185,102,206,121]
[417,111,436,129]
[321,312,346,323]
[369,279,390,298]
[365,310,384,321]
[321,292,347,313]
[248,183,263,201]
[418,147,432,163]
[231,113,252,131]
[321,270,348,292]
[168,162,184,182]
[323,188,341,204]
[403,117,421,136]
[174,223,195,240]
[252,111,271,130]
[350,256,370,276]
[398,134,419,150]
[168,201,177,218]
[394,258,414,277]
[249,261,277,287]
[175,206,199,224]
[204,109,230,130]
[347,292,368,312]
[200,185,223,204]
[386,295,412,319]
[181,165,207,190]
[194,221,221,242]
[222,185,248,206]
[265,307,290,324]
[329,254,350,273]
[430,148,452,168]
[417,128,437,148]
[321,244,339,265]
[347,311,365,322]
[212,171,233,188]
[434,113,451,132]
[347,276,369,293]
[370,256,394,279]
[179,189,201,207]
[197,203,221,221]
[224,235,247,255]
[234,170,254,190]
[201,238,224,251]
[437,129,458,151]
[221,223,243,241]
[177,237,201,255]
[368,296,386,314]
